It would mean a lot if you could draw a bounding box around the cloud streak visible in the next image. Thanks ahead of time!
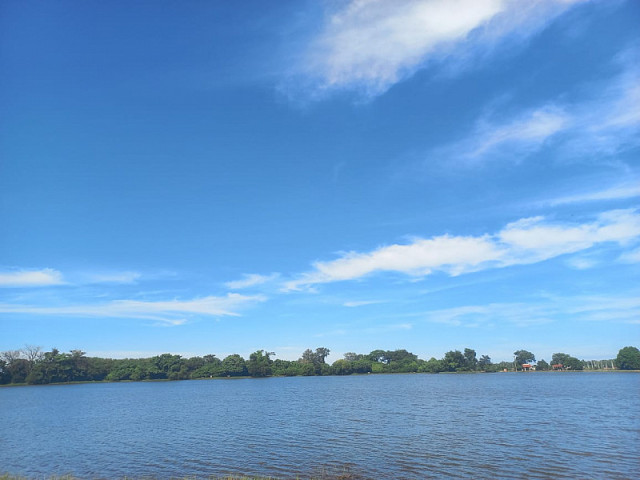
[225,273,279,290]
[439,53,640,165]
[456,105,569,162]
[83,271,142,284]
[422,293,640,327]
[544,182,640,206]
[0,294,266,326]
[0,269,65,288]
[285,209,640,290]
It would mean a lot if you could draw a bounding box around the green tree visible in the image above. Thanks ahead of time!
[387,350,418,369]
[443,350,466,372]
[514,350,535,369]
[368,349,388,364]
[477,355,492,371]
[69,349,89,381]
[221,354,247,376]
[351,358,373,374]
[366,349,418,372]
[298,347,331,374]
[419,357,444,373]
[616,346,640,370]
[0,359,10,384]
[272,359,297,376]
[247,350,273,377]
[343,352,364,362]
[314,347,330,364]
[551,353,570,366]
[332,359,353,375]
[86,357,112,381]
[464,348,477,371]
[300,348,316,364]
[7,358,30,383]
[192,356,224,378]
[552,353,583,370]
[147,354,183,379]
[536,359,550,371]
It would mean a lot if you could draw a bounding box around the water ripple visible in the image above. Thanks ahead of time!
[0,373,639,479]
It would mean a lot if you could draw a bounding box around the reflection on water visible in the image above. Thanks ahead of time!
[1,372,639,479]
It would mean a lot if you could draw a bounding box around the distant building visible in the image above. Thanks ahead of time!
[522,363,532,371]
[552,364,564,370]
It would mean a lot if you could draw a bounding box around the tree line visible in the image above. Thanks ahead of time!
[1,345,638,386]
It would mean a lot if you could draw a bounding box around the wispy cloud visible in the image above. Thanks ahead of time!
[0,294,266,326]
[438,51,640,165]
[343,300,385,308]
[225,273,279,290]
[0,268,65,288]
[559,52,640,158]
[565,255,598,270]
[291,0,585,97]
[364,323,413,334]
[284,208,640,290]
[422,293,640,327]
[544,181,640,206]
[453,105,569,162]
[83,271,142,284]
[619,247,640,264]
[425,303,552,327]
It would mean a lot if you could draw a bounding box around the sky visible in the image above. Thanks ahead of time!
[1,0,639,363]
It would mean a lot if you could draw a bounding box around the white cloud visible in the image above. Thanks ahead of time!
[225,273,279,290]
[0,294,266,326]
[294,0,584,97]
[565,256,598,270]
[562,58,640,157]
[460,105,569,161]
[421,293,640,327]
[545,182,640,206]
[0,268,65,288]
[285,209,640,290]
[425,303,553,327]
[432,49,639,165]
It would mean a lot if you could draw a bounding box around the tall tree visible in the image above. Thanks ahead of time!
[514,350,535,369]
[536,359,550,371]
[343,352,363,362]
[464,348,477,370]
[221,354,247,376]
[300,349,316,364]
[616,346,640,370]
[314,347,330,364]
[478,355,492,370]
[443,350,466,372]
[551,353,571,365]
[248,350,274,377]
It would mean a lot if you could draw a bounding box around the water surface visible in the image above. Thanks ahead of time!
[1,372,638,479]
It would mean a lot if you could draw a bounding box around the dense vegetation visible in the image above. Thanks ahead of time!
[0,345,636,386]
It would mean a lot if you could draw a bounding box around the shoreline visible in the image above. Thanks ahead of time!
[2,368,637,389]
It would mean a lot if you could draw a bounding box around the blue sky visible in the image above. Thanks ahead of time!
[1,0,639,363]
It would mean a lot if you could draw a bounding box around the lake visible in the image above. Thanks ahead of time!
[1,372,638,479]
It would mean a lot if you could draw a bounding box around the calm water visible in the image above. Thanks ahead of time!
[1,372,639,479]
